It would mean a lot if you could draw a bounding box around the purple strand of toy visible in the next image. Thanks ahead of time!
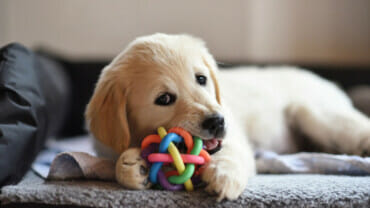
[158,170,184,191]
[141,143,159,166]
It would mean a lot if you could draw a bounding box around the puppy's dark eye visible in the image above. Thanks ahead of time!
[196,75,207,86]
[155,93,176,106]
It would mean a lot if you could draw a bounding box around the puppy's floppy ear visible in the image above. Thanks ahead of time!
[85,66,131,154]
[203,57,221,105]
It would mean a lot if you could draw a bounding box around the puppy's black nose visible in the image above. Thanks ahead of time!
[201,114,225,138]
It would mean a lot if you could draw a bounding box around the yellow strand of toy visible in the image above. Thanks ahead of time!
[157,127,194,191]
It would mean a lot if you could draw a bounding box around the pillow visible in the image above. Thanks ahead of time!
[0,43,70,186]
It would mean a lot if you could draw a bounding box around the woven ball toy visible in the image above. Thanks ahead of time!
[140,127,211,191]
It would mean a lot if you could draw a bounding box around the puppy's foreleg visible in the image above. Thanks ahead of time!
[202,126,256,201]
[287,103,370,156]
[115,148,151,189]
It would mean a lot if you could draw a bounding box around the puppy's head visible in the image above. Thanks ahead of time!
[86,33,225,154]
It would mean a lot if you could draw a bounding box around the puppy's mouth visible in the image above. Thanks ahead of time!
[202,138,222,154]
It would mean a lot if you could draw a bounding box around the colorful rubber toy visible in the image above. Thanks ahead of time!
[140,127,211,191]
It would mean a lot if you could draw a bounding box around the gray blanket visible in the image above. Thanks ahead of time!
[25,136,370,181]
[46,150,370,181]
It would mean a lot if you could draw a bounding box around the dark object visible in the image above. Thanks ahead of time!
[0,43,70,186]
[36,49,106,137]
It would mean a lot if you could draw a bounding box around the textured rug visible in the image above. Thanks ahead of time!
[1,171,369,208]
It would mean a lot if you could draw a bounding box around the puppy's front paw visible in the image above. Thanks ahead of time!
[201,156,250,201]
[115,148,151,189]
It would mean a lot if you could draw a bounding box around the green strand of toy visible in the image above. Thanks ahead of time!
[168,137,202,184]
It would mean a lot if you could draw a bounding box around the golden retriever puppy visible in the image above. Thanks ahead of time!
[86,33,370,200]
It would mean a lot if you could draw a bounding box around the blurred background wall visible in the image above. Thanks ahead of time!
[0,0,369,67]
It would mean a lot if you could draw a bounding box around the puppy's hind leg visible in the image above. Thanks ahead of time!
[116,148,151,189]
[286,103,370,156]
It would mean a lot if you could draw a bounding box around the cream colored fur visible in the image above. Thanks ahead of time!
[86,33,370,201]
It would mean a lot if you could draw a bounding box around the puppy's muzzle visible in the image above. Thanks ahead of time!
[201,114,225,138]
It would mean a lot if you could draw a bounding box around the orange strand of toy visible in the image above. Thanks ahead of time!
[141,134,161,150]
